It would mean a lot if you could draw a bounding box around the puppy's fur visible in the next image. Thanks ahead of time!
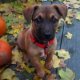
[17,4,67,79]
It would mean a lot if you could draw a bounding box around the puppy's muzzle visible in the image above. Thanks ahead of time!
[44,33,51,39]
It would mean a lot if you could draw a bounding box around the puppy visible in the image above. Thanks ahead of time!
[17,4,67,79]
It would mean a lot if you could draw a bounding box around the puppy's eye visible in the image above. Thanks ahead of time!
[51,16,58,23]
[34,16,43,23]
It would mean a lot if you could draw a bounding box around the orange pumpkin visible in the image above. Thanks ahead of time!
[0,16,6,36]
[0,39,12,67]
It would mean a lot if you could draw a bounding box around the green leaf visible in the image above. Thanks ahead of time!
[58,68,75,80]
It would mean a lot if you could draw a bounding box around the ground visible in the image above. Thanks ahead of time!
[0,0,80,80]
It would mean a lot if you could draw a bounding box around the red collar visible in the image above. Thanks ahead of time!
[29,32,55,49]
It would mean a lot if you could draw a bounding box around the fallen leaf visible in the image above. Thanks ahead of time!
[76,12,80,20]
[58,68,75,80]
[55,49,70,60]
[33,75,42,80]
[21,63,35,73]
[40,60,51,74]
[46,74,57,80]
[0,35,7,42]
[13,77,20,80]
[67,9,74,18]
[12,48,23,64]
[73,4,80,9]
[65,32,72,39]
[52,55,61,68]
[65,17,73,25]
[56,18,64,32]
[1,68,19,80]
[18,15,24,19]
[8,24,23,37]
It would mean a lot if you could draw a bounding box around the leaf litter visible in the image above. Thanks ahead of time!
[0,0,79,80]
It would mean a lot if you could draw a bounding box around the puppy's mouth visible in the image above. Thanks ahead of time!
[36,34,54,43]
[33,30,55,43]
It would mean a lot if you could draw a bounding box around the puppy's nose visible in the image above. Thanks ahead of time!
[44,33,51,39]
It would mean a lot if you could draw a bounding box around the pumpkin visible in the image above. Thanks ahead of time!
[0,16,6,36]
[0,39,12,67]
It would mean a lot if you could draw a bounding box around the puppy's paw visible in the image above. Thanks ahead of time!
[45,61,53,69]
[46,74,56,80]
[37,69,45,78]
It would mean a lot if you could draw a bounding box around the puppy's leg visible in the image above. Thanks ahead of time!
[23,53,29,64]
[45,38,57,69]
[28,54,45,78]
[45,52,54,69]
[45,74,56,80]
[27,48,45,78]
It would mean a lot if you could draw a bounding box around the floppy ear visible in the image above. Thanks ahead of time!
[53,4,67,19]
[23,5,39,23]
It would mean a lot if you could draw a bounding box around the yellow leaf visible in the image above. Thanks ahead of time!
[21,63,35,73]
[73,4,80,9]
[44,68,51,74]
[65,32,72,39]
[76,12,80,20]
[40,60,45,65]
[67,9,74,18]
[12,48,23,64]
[18,15,24,19]
[65,17,73,25]
[33,75,42,80]
[13,77,20,80]
[56,49,70,60]
[12,24,23,30]
[1,68,16,80]
[40,60,51,74]
[9,24,24,37]
[0,67,7,74]
[52,55,61,68]
[0,35,7,42]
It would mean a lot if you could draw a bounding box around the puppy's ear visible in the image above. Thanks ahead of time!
[53,4,67,19]
[23,5,39,23]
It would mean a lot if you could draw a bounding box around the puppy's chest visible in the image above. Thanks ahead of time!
[30,42,54,58]
[39,49,47,58]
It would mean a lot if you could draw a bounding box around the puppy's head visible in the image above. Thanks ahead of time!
[24,4,67,43]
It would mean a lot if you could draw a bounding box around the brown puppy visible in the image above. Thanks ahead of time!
[17,4,67,79]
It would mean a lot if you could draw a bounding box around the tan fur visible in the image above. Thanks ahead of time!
[17,4,67,80]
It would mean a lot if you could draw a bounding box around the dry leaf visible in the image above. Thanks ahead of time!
[40,60,51,74]
[65,17,73,25]
[33,75,42,80]
[12,48,23,64]
[73,4,80,9]
[21,63,35,73]
[52,55,61,68]
[76,12,80,20]
[1,68,19,80]
[55,49,70,60]
[67,9,74,18]
[13,77,20,80]
[65,32,72,39]
[8,24,23,37]
[0,35,7,42]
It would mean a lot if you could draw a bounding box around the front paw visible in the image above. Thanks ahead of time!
[36,69,45,78]
[45,61,53,69]
[46,74,56,80]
